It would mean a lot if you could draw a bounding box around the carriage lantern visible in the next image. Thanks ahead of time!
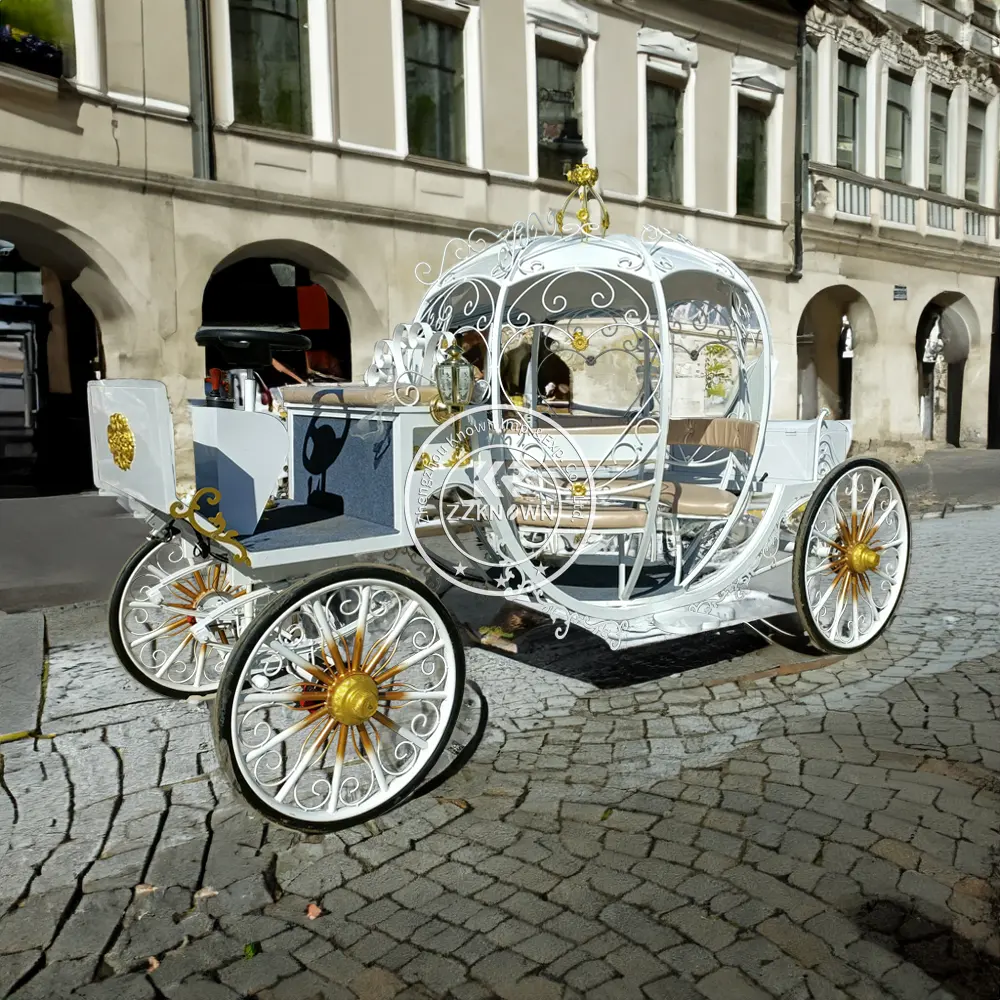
[435,341,476,410]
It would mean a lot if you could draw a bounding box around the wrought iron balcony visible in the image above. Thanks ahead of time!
[806,163,998,247]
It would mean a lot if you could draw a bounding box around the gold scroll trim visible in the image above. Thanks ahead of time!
[169,487,252,568]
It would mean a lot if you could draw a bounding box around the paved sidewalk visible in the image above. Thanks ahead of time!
[896,447,1000,513]
[0,513,997,1000]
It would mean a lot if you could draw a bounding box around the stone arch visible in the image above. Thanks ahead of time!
[796,284,877,420]
[205,239,382,371]
[0,203,140,340]
[915,291,980,446]
[0,205,140,492]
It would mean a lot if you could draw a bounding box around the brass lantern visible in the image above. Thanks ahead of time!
[435,342,476,409]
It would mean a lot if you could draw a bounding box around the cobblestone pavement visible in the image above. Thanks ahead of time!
[0,512,998,1000]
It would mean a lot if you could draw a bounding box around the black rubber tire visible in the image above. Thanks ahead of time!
[753,613,825,657]
[212,563,467,835]
[108,537,206,700]
[792,457,911,654]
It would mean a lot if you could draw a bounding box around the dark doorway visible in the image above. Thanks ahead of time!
[0,247,103,496]
[201,258,351,387]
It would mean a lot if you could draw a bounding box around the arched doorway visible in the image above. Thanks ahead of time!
[0,219,107,496]
[915,293,976,447]
[796,285,875,420]
[201,251,352,389]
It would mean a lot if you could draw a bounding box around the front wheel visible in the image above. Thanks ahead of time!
[793,458,911,653]
[213,565,465,834]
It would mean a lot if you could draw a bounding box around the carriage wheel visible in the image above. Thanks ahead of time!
[793,458,911,653]
[109,536,262,698]
[213,565,465,834]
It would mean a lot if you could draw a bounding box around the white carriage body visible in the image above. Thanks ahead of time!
[87,206,858,647]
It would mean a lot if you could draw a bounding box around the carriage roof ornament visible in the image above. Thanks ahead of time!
[555,164,610,237]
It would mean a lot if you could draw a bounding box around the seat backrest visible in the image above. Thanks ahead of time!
[666,418,759,455]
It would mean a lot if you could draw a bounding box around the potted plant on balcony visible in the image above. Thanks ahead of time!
[0,0,66,79]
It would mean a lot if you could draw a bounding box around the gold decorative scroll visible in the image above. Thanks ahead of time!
[556,163,610,237]
[169,487,252,568]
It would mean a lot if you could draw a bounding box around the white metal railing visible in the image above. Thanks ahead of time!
[836,177,871,218]
[964,209,987,238]
[927,200,955,231]
[883,190,917,226]
[808,163,998,246]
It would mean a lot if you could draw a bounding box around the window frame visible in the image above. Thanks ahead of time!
[402,6,467,164]
[390,0,483,165]
[836,52,865,173]
[644,68,685,205]
[884,71,912,185]
[735,94,771,220]
[228,0,312,136]
[928,84,951,195]
[533,33,588,182]
[966,98,987,204]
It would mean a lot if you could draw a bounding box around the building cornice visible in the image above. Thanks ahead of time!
[0,144,791,278]
[804,220,1000,276]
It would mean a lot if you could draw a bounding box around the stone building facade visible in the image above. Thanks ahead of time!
[800,0,1000,451]
[0,0,996,487]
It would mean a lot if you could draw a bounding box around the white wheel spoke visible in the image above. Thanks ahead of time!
[130,620,185,649]
[192,643,207,688]
[274,719,337,804]
[245,710,325,764]
[153,633,194,677]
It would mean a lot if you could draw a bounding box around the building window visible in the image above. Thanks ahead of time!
[837,55,865,171]
[230,0,311,134]
[802,40,817,162]
[0,0,75,77]
[966,99,986,203]
[404,11,465,163]
[537,41,586,181]
[736,100,768,218]
[885,73,911,184]
[646,77,683,203]
[928,86,950,193]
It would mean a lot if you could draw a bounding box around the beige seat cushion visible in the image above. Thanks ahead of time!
[281,383,439,407]
[601,480,737,517]
[533,417,759,453]
[514,505,647,530]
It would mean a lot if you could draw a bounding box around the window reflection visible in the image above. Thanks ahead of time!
[230,0,311,135]
[647,78,682,203]
[0,0,74,77]
[537,46,586,181]
[736,102,768,218]
[404,12,465,163]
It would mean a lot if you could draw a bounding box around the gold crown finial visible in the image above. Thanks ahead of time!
[555,162,610,237]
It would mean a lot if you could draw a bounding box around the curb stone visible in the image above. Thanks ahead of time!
[919,502,997,519]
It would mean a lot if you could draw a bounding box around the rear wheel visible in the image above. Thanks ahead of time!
[793,459,911,653]
[213,565,465,834]
[109,535,265,698]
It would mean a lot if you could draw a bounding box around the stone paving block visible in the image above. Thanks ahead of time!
[695,966,771,1000]
[72,973,155,999]
[163,977,241,999]
[663,905,737,951]
[47,888,129,962]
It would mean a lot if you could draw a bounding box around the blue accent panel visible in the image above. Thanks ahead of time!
[290,412,395,528]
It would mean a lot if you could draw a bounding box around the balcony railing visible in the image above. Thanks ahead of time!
[808,163,997,245]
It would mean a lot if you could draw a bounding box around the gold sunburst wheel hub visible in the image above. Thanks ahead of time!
[327,672,380,726]
[827,512,882,598]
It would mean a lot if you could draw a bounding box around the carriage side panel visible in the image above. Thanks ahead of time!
[87,379,178,516]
